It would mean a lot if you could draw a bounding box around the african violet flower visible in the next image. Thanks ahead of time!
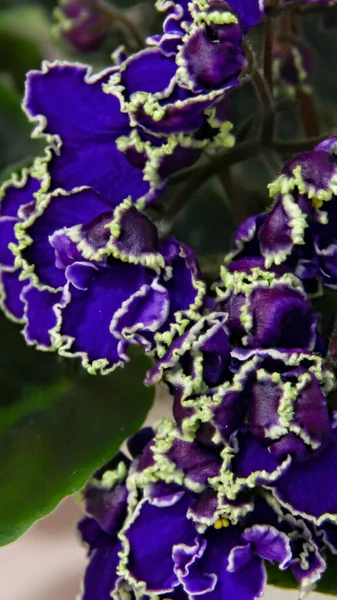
[0,172,41,322]
[181,347,337,526]
[106,0,247,138]
[54,0,111,52]
[0,175,205,373]
[215,258,321,351]
[24,62,217,211]
[78,420,330,600]
[272,34,313,97]
[145,256,321,424]
[227,138,337,292]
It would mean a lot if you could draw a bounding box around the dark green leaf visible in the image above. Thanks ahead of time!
[316,554,337,595]
[266,564,297,591]
[0,315,154,546]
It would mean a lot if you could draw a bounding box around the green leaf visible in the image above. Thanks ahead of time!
[266,564,297,591]
[0,315,154,546]
[316,554,337,596]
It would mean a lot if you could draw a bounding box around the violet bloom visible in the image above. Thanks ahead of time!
[0,172,40,322]
[54,0,111,52]
[1,177,205,373]
[273,35,313,97]
[106,0,247,138]
[78,427,154,600]
[228,139,337,292]
[146,311,231,390]
[216,258,321,351]
[205,347,337,524]
[78,420,330,600]
[23,62,204,210]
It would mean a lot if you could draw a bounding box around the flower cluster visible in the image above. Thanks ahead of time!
[77,136,337,599]
[228,136,337,294]
[3,0,337,597]
[0,0,269,368]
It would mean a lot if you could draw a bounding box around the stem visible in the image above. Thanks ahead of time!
[169,132,332,190]
[324,322,337,372]
[216,166,247,223]
[244,41,275,146]
[100,0,144,49]
[165,140,259,221]
[264,18,274,93]
[164,165,211,222]
[271,133,329,152]
[297,88,320,138]
[115,13,145,50]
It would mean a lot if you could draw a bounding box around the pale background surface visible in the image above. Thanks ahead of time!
[0,495,332,600]
[0,393,333,600]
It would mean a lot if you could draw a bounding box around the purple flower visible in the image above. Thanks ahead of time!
[78,428,154,600]
[198,347,337,525]
[216,258,321,351]
[228,140,337,291]
[78,420,332,600]
[1,178,205,373]
[273,35,313,96]
[146,311,231,389]
[23,62,165,209]
[110,1,246,138]
[0,172,40,322]
[54,0,111,52]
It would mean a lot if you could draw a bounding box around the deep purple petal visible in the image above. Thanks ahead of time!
[24,63,156,205]
[0,270,26,321]
[125,493,196,593]
[274,429,337,521]
[81,542,122,600]
[24,188,113,288]
[22,286,62,348]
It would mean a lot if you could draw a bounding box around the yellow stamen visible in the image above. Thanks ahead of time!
[214,519,223,530]
[214,517,230,529]
[312,197,324,209]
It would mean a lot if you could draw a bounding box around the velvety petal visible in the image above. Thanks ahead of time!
[242,525,291,568]
[57,0,110,52]
[160,239,204,321]
[58,260,152,371]
[127,427,155,459]
[24,63,157,206]
[274,429,337,521]
[81,541,122,600]
[227,0,265,32]
[232,434,290,484]
[167,439,222,485]
[124,493,197,593]
[23,188,113,288]
[78,516,111,554]
[22,286,62,348]
[281,151,337,196]
[113,279,170,351]
[120,47,177,97]
[0,218,17,269]
[0,270,26,321]
[246,284,317,349]
[0,175,39,218]
[180,22,244,91]
[179,526,265,600]
[84,483,128,536]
